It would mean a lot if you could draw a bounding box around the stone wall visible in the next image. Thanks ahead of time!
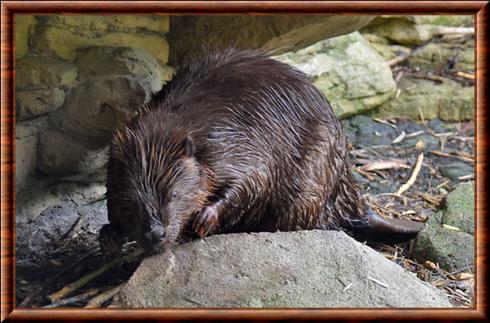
[14,14,474,215]
[15,15,172,196]
[14,14,374,203]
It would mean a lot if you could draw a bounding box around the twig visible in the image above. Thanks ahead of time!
[182,297,205,306]
[392,131,406,144]
[430,150,474,164]
[342,283,353,292]
[442,224,461,231]
[433,132,455,137]
[418,107,425,123]
[433,26,474,35]
[48,248,144,302]
[405,130,426,139]
[85,284,124,308]
[458,174,474,180]
[367,276,389,288]
[355,168,376,181]
[360,159,411,172]
[43,288,100,308]
[416,192,444,208]
[456,71,475,80]
[373,118,397,129]
[395,153,424,197]
[388,53,411,67]
[436,180,451,189]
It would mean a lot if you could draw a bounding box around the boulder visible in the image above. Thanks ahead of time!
[37,129,108,179]
[16,87,65,120]
[413,182,475,271]
[360,16,473,46]
[276,32,396,118]
[439,162,474,182]
[113,230,452,308]
[374,76,474,121]
[76,46,166,89]
[361,17,436,46]
[409,40,475,72]
[168,16,374,65]
[16,56,78,89]
[361,33,411,61]
[410,16,474,27]
[442,182,474,235]
[53,76,147,147]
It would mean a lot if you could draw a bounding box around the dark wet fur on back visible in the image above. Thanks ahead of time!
[102,48,423,256]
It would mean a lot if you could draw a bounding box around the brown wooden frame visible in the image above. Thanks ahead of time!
[1,1,488,321]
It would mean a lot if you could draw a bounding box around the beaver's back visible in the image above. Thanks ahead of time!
[149,49,343,187]
[140,49,347,232]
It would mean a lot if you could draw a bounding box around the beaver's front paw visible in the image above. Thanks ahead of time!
[193,205,219,238]
[99,224,124,260]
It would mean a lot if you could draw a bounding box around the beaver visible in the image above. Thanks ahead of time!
[100,48,424,256]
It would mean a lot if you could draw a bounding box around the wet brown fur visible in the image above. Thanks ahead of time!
[102,48,422,255]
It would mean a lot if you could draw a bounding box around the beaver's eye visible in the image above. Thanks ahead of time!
[171,191,177,199]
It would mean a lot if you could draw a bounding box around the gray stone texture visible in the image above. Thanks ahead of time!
[113,231,452,308]
[413,182,475,271]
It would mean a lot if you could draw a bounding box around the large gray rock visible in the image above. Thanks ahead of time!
[113,231,452,308]
[53,76,147,147]
[276,32,395,118]
[37,129,108,179]
[168,16,374,65]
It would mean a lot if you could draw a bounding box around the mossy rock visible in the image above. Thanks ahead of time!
[276,32,396,118]
[411,16,474,27]
[409,40,474,72]
[443,182,474,234]
[413,182,475,271]
[374,75,474,121]
[361,15,473,46]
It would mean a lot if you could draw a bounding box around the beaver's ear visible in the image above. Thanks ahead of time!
[183,136,194,157]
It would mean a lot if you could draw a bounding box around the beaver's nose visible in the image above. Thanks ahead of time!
[149,226,165,243]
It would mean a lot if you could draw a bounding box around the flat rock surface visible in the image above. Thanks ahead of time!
[113,230,452,308]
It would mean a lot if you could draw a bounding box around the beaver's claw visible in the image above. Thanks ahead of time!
[193,205,219,238]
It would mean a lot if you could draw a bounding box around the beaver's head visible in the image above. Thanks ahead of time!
[110,123,208,253]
